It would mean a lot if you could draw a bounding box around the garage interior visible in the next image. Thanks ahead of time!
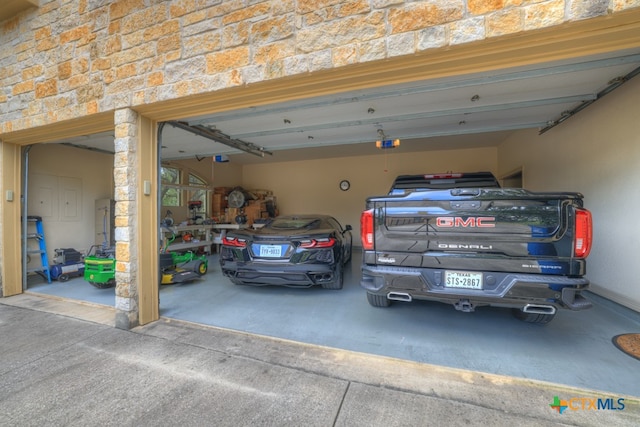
[21,49,640,397]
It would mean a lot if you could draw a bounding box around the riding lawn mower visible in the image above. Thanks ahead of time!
[157,225,209,284]
[83,228,209,288]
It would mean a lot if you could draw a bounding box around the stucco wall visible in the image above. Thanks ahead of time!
[497,76,640,311]
[242,146,498,236]
[26,144,114,255]
[22,144,497,253]
[2,0,639,134]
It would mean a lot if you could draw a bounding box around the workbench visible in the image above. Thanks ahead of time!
[162,223,250,254]
[162,224,216,253]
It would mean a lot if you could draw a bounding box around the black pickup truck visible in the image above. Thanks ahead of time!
[359,172,593,324]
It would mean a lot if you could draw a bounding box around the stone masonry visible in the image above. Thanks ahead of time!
[1,0,640,326]
[113,108,139,329]
[2,0,639,135]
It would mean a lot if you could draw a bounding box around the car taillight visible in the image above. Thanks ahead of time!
[222,236,247,248]
[299,238,336,248]
[361,209,374,250]
[574,208,592,258]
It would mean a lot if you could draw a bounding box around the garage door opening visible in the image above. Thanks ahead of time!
[22,136,116,309]
[16,49,640,398]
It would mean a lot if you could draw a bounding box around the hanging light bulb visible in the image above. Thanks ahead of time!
[375,129,400,149]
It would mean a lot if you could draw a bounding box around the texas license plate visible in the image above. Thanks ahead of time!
[444,270,483,289]
[259,245,282,257]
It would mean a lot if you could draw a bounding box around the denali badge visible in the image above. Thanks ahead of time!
[377,256,396,263]
[436,217,495,228]
[438,243,493,250]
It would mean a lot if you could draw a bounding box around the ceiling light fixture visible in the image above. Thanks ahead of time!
[375,129,400,149]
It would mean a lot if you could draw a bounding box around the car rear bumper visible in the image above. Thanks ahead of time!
[360,264,591,311]
[221,261,338,287]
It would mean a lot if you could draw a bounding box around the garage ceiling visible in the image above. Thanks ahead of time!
[57,49,640,164]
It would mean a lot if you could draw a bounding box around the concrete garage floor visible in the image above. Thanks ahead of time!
[27,249,640,398]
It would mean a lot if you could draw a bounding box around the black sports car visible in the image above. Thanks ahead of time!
[219,214,353,289]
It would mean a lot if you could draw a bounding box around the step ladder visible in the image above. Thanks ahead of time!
[26,216,51,283]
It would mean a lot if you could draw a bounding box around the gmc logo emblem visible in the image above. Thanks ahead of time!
[436,217,495,228]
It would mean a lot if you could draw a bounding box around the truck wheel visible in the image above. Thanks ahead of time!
[512,308,555,324]
[58,274,70,282]
[367,292,391,307]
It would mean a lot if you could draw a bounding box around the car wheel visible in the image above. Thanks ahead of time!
[322,264,343,290]
[512,308,556,324]
[344,243,352,265]
[367,292,391,307]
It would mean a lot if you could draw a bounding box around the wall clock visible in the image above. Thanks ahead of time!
[339,180,350,191]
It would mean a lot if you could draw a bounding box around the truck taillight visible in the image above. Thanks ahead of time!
[361,209,374,250]
[574,208,592,258]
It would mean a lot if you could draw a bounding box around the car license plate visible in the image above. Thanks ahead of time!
[444,270,483,289]
[259,245,282,257]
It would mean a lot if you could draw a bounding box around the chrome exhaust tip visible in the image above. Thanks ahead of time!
[387,292,412,302]
[522,304,556,315]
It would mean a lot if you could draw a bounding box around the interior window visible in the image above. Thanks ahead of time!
[161,166,181,207]
[187,173,210,218]
[161,167,211,217]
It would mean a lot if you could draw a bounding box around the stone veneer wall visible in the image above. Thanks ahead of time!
[1,0,639,134]
[113,108,139,329]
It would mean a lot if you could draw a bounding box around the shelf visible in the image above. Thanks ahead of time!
[170,224,215,232]
[161,224,251,254]
[212,224,247,230]
[162,224,217,254]
[166,240,215,252]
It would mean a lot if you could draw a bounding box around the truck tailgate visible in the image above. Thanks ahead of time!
[365,189,585,276]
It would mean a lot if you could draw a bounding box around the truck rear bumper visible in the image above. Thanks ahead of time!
[360,265,592,311]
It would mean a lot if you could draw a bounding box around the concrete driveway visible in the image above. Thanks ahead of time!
[1,299,639,426]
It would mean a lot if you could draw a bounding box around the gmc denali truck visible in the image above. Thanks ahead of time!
[359,172,593,324]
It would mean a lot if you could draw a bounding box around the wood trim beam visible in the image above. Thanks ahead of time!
[0,111,114,146]
[1,142,23,296]
[136,115,159,325]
